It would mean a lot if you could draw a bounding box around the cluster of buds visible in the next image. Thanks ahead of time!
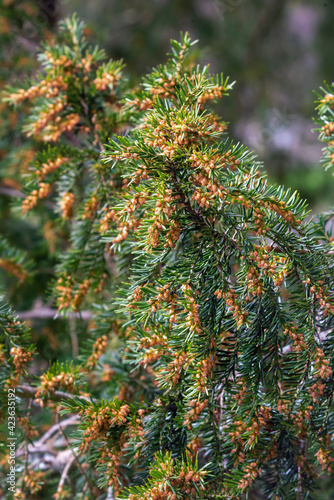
[80,403,130,452]
[147,285,179,323]
[197,84,227,105]
[99,208,116,233]
[246,420,260,447]
[93,272,108,294]
[252,206,268,236]
[35,371,76,399]
[284,325,307,353]
[308,282,334,316]
[248,246,278,275]
[72,279,91,311]
[76,54,95,73]
[147,223,160,248]
[239,193,300,232]
[143,114,213,159]
[138,332,167,350]
[156,189,179,215]
[195,355,217,393]
[7,75,68,104]
[184,398,209,428]
[112,218,141,244]
[128,457,206,500]
[243,265,263,299]
[128,486,170,500]
[116,148,139,161]
[148,75,176,100]
[192,170,230,203]
[123,192,148,217]
[133,165,149,182]
[320,93,334,106]
[322,121,334,136]
[293,411,308,437]
[97,444,123,493]
[232,379,248,406]
[8,86,45,104]
[128,285,144,310]
[0,259,28,282]
[316,446,334,472]
[59,191,75,219]
[221,149,241,171]
[166,351,190,385]
[10,347,33,375]
[55,275,74,310]
[308,381,326,403]
[192,189,211,208]
[169,300,179,325]
[132,96,154,111]
[178,469,201,484]
[272,256,288,288]
[139,347,163,366]
[44,51,73,69]
[36,156,68,180]
[238,461,261,491]
[181,284,202,334]
[191,148,232,180]
[148,284,177,311]
[145,191,181,248]
[189,148,233,175]
[17,416,39,440]
[17,472,44,496]
[314,347,333,378]
[189,150,219,170]
[164,220,182,248]
[22,182,51,213]
[230,417,260,450]
[42,113,81,142]
[222,289,248,327]
[86,335,109,369]
[257,406,272,427]
[268,199,300,227]
[4,319,22,335]
[27,98,67,137]
[277,398,290,414]
[94,70,120,92]
[0,344,5,364]
[128,408,145,441]
[82,195,99,220]
[186,437,202,458]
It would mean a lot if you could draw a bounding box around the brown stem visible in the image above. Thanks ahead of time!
[69,315,79,358]
[17,307,92,320]
[56,412,95,498]
[16,384,92,403]
[56,454,76,494]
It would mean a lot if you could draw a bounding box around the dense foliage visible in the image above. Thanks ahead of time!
[1,14,334,500]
